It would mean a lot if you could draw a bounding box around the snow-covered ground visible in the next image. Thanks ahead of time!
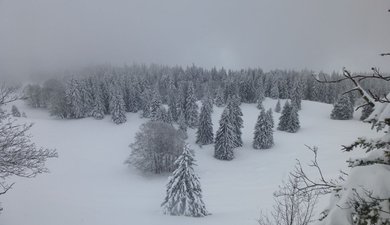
[0,99,381,225]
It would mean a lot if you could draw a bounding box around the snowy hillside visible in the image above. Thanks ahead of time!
[0,99,380,225]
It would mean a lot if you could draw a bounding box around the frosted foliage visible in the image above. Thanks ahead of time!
[253,110,274,149]
[127,121,184,174]
[161,144,209,217]
[330,95,354,120]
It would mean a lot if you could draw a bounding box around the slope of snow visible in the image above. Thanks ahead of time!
[0,99,381,225]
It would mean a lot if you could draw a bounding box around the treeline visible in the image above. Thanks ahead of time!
[23,64,389,123]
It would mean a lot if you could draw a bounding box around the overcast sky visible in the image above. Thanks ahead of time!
[0,0,389,77]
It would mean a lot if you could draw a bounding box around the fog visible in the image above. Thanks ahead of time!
[1,0,389,78]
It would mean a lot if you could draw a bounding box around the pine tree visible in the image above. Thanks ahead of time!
[253,109,274,149]
[150,88,162,121]
[141,87,152,118]
[228,96,243,148]
[256,89,265,109]
[196,100,214,145]
[185,83,199,128]
[360,104,374,121]
[110,88,127,124]
[214,88,225,107]
[65,78,85,119]
[277,101,292,131]
[291,80,303,110]
[161,144,209,217]
[91,86,105,120]
[266,108,274,128]
[275,99,281,113]
[330,95,354,120]
[270,83,279,99]
[285,103,300,133]
[11,105,21,117]
[214,107,235,160]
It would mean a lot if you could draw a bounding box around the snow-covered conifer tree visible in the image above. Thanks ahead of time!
[291,80,303,110]
[214,107,235,160]
[91,85,105,120]
[65,78,85,118]
[266,108,274,128]
[110,88,127,124]
[253,109,274,149]
[150,88,162,121]
[161,144,209,217]
[11,105,21,117]
[185,83,198,128]
[285,103,300,133]
[330,95,354,120]
[228,96,243,148]
[277,101,292,131]
[196,99,214,145]
[214,88,225,107]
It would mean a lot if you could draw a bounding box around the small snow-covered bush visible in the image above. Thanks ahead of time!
[126,121,184,174]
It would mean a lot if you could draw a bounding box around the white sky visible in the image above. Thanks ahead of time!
[0,0,389,77]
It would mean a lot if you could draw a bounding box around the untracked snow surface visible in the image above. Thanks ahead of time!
[0,99,380,225]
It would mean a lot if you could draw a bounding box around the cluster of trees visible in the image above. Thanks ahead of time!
[24,64,389,124]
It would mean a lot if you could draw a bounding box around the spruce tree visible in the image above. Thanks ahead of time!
[291,82,302,110]
[285,103,300,133]
[196,100,214,145]
[185,83,199,128]
[110,88,127,124]
[161,144,209,217]
[256,89,265,109]
[225,96,243,148]
[150,89,162,121]
[330,95,354,120]
[214,107,235,160]
[214,88,225,107]
[11,105,21,117]
[253,109,274,149]
[266,108,274,128]
[275,99,281,113]
[91,87,105,120]
[277,101,292,131]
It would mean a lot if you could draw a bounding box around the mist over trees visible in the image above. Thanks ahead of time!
[22,64,389,124]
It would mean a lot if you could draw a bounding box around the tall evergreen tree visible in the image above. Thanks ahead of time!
[110,88,127,124]
[11,105,21,117]
[253,109,274,149]
[275,99,281,113]
[228,96,243,148]
[65,78,85,118]
[277,101,292,131]
[266,108,274,128]
[185,83,199,128]
[330,95,354,120]
[161,144,209,217]
[214,107,235,160]
[196,100,214,145]
[285,104,300,133]
[150,89,162,121]
[91,84,105,120]
[291,80,303,110]
[214,88,225,107]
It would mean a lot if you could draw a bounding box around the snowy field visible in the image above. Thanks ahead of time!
[0,99,380,225]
